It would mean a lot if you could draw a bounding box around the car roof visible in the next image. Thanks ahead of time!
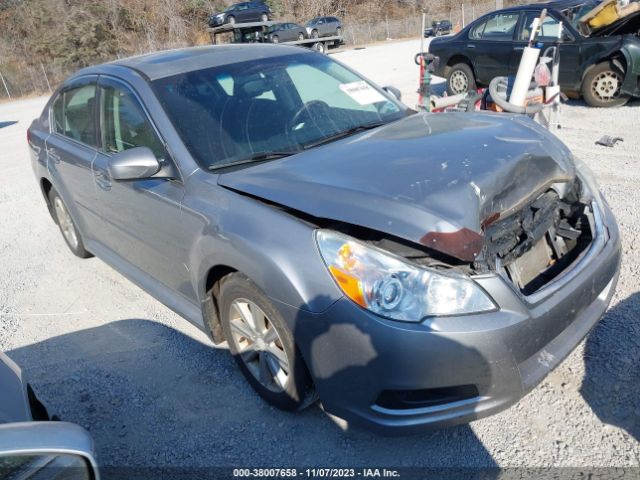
[85,44,308,81]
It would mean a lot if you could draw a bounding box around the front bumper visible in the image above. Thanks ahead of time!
[289,202,621,434]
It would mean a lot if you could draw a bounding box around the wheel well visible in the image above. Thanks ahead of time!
[41,178,53,203]
[203,265,237,345]
[447,55,473,70]
[582,54,627,82]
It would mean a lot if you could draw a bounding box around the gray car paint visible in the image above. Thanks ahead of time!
[27,44,621,432]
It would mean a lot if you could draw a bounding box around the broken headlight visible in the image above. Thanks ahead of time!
[316,230,496,322]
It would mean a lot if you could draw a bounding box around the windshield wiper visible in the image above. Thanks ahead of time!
[208,151,299,171]
[302,121,386,150]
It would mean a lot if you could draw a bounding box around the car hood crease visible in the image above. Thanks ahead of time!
[217,112,576,262]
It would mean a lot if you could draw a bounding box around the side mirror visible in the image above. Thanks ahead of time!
[0,422,99,480]
[107,147,160,181]
[382,85,402,101]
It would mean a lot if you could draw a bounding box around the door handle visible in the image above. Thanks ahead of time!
[467,44,476,48]
[48,148,61,164]
[514,46,525,51]
[95,171,112,191]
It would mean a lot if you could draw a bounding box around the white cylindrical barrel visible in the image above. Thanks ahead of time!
[509,46,541,106]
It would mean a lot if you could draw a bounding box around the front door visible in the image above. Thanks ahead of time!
[91,76,190,297]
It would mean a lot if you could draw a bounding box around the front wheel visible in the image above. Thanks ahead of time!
[271,35,279,43]
[582,61,630,107]
[313,42,326,54]
[219,273,316,411]
[446,62,476,95]
[311,29,319,39]
[48,188,92,258]
[226,15,235,25]
[260,13,268,22]
[298,32,305,41]
[336,27,342,37]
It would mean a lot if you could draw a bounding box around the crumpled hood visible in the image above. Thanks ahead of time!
[218,112,576,261]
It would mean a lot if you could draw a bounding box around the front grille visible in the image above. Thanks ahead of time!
[476,181,594,295]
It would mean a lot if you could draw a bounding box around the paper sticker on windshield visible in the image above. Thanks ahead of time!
[339,81,386,105]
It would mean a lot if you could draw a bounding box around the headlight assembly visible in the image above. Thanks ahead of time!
[316,230,496,322]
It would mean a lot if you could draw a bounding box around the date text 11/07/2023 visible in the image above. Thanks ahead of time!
[232,468,401,478]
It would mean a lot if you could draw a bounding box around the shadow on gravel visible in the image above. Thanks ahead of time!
[9,318,497,470]
[0,121,17,128]
[581,292,640,440]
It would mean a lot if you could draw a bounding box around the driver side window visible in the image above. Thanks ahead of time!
[99,82,165,159]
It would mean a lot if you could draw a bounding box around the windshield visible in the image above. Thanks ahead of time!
[153,52,405,169]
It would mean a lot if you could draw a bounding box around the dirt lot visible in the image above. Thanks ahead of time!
[1,39,639,470]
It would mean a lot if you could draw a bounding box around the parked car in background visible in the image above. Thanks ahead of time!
[428,0,640,107]
[305,16,342,38]
[266,22,308,43]
[0,352,98,479]
[208,1,272,27]
[28,44,620,434]
[424,20,452,37]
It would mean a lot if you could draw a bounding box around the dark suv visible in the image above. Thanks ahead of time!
[209,2,272,27]
[424,20,452,37]
[305,16,342,38]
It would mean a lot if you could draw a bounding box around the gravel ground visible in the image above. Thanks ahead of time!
[0,39,639,471]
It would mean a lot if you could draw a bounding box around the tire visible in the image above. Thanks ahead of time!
[219,273,316,411]
[272,35,279,43]
[226,15,235,25]
[298,32,305,41]
[48,188,92,258]
[582,61,630,108]
[336,27,342,37]
[446,62,476,95]
[311,29,319,39]
[260,13,268,22]
[313,42,326,54]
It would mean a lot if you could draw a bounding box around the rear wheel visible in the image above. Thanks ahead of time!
[582,61,630,107]
[298,32,305,41]
[313,42,326,54]
[219,273,316,411]
[446,62,476,95]
[48,188,92,258]
[311,29,319,38]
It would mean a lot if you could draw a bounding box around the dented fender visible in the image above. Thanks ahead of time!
[620,39,640,96]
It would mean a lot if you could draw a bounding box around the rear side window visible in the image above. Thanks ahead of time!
[51,84,97,147]
[470,12,520,40]
[99,81,165,159]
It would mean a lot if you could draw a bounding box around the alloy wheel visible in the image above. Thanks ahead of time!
[450,70,469,94]
[53,197,79,250]
[592,70,622,102]
[228,299,290,392]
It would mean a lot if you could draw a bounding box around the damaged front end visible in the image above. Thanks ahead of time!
[474,177,596,295]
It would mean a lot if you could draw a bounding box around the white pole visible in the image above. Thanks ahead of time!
[462,4,465,27]
[0,69,11,100]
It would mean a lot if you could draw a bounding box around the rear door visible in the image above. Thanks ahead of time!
[45,76,99,235]
[514,11,582,88]
[467,11,521,84]
[91,76,190,295]
[236,3,251,22]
